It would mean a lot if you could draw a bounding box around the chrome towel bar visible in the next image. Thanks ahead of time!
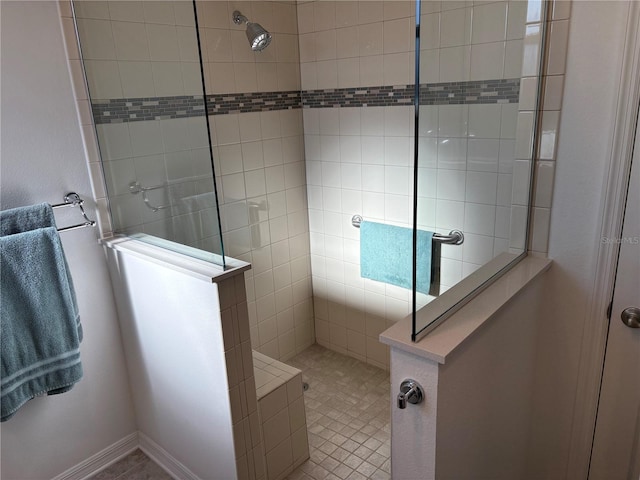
[129,181,170,212]
[351,214,464,245]
[51,193,96,232]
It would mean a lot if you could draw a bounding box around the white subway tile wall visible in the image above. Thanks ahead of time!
[300,0,532,367]
[304,103,416,369]
[196,2,315,362]
[212,108,314,361]
[198,1,300,94]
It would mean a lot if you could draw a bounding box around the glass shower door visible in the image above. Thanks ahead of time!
[73,0,225,266]
[412,0,545,339]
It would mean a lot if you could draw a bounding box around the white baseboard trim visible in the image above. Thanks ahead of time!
[51,431,202,480]
[52,432,139,480]
[139,432,200,480]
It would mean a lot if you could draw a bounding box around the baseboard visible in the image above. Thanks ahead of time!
[51,431,201,480]
[138,432,200,480]
[52,432,139,480]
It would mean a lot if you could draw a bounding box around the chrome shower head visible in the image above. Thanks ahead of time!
[232,10,272,52]
[246,22,271,51]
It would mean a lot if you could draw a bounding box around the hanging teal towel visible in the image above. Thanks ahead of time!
[360,221,433,294]
[0,227,83,422]
[0,203,81,340]
[0,203,56,236]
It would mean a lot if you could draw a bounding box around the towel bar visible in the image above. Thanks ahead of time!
[351,214,464,245]
[51,193,96,232]
[129,181,170,212]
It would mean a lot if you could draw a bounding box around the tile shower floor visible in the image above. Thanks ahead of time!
[285,345,391,480]
[91,345,390,480]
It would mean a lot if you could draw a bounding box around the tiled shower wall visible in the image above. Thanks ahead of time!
[299,0,414,369]
[528,1,570,255]
[417,0,527,296]
[297,0,528,368]
[196,1,315,362]
[72,0,314,362]
[63,1,566,372]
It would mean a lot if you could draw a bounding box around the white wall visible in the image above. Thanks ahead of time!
[388,268,546,480]
[435,276,543,479]
[105,245,239,480]
[526,1,631,477]
[0,2,137,478]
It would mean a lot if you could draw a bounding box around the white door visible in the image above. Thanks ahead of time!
[589,111,640,479]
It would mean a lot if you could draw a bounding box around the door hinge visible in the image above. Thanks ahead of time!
[606,301,613,319]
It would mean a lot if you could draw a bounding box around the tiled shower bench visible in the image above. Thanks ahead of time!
[252,351,309,480]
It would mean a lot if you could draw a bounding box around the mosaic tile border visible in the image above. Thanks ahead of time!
[302,85,413,109]
[302,79,520,108]
[91,79,520,124]
[208,90,301,115]
[91,90,301,124]
[423,78,520,104]
[91,95,205,124]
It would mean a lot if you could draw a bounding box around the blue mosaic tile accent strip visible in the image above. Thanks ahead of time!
[91,79,520,124]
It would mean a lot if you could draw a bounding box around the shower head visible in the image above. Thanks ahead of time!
[232,10,272,52]
[245,22,271,52]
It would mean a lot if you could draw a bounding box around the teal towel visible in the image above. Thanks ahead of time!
[360,221,433,294]
[0,203,81,340]
[0,203,56,236]
[1,227,83,422]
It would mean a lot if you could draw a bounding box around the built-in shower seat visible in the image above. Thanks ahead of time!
[252,351,309,480]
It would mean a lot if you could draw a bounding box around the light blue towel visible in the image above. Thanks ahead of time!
[360,221,433,294]
[0,203,56,236]
[1,227,83,422]
[0,202,81,339]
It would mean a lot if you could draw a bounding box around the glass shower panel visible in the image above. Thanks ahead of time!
[73,0,225,266]
[413,0,542,339]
